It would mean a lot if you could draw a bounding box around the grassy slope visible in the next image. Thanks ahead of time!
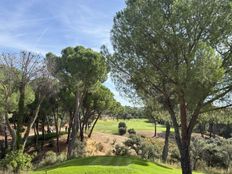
[94,119,173,134]
[32,156,199,174]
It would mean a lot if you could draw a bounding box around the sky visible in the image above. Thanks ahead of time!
[0,0,137,106]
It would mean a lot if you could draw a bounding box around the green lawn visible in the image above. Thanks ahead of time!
[94,119,173,134]
[32,156,200,174]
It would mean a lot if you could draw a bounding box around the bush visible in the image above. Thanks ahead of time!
[40,151,57,166]
[95,142,104,152]
[118,122,126,128]
[124,135,160,161]
[118,127,127,135]
[118,122,127,135]
[0,150,32,173]
[73,139,86,158]
[39,151,67,167]
[113,144,129,156]
[170,147,180,164]
[190,137,232,170]
[128,128,136,134]
[56,152,67,163]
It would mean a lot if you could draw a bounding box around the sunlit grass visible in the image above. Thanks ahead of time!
[31,156,201,174]
[94,119,174,134]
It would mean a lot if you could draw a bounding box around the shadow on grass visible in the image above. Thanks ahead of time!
[36,156,149,172]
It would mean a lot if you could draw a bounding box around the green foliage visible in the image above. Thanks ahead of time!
[73,139,86,158]
[118,127,127,135]
[118,122,127,128]
[124,135,160,161]
[170,147,180,164]
[39,151,67,167]
[118,122,127,135]
[47,46,108,90]
[190,137,232,170]
[128,128,136,135]
[0,150,32,173]
[201,138,232,169]
[113,144,129,156]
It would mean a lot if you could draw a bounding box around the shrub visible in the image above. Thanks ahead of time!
[56,152,67,163]
[190,137,232,170]
[118,122,126,128]
[118,122,127,135]
[73,139,86,158]
[124,135,160,161]
[118,127,127,135]
[39,151,67,167]
[40,151,57,166]
[113,144,129,156]
[170,147,180,164]
[95,142,104,152]
[0,150,32,173]
[128,128,136,134]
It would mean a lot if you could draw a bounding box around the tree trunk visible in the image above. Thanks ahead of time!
[162,122,170,163]
[33,122,39,150]
[67,91,81,159]
[4,124,8,150]
[53,109,60,153]
[209,122,213,138]
[16,83,26,150]
[79,124,84,142]
[180,142,192,174]
[4,112,16,149]
[66,111,73,144]
[88,113,101,138]
[22,101,42,151]
[179,95,192,174]
[41,119,45,150]
[153,119,157,137]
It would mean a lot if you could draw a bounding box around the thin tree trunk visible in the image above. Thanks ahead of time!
[53,109,60,153]
[162,122,170,163]
[16,83,26,150]
[66,113,73,144]
[4,123,8,150]
[33,124,39,150]
[41,119,45,150]
[22,101,42,151]
[4,112,16,149]
[153,119,157,137]
[88,113,101,138]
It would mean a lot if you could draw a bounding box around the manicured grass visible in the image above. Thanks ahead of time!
[94,119,173,134]
[32,156,200,174]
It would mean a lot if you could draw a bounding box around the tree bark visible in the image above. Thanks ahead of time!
[22,101,42,151]
[4,112,16,149]
[180,141,192,174]
[153,119,157,137]
[4,124,8,150]
[179,96,192,174]
[16,82,26,150]
[67,91,81,159]
[66,112,73,144]
[53,108,60,153]
[41,118,45,150]
[162,122,170,163]
[88,113,101,138]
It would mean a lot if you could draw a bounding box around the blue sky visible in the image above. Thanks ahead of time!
[0,0,136,106]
